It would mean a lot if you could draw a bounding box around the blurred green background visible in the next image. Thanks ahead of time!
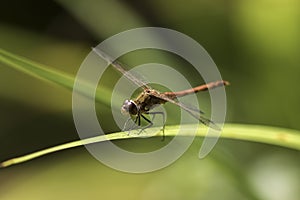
[0,0,300,199]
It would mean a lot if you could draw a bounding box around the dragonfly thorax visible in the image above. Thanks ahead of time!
[121,100,138,115]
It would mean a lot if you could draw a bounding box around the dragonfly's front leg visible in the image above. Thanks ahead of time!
[141,112,165,141]
[137,114,141,126]
[123,114,140,135]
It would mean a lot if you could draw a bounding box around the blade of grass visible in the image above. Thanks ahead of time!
[1,49,300,166]
[0,48,112,105]
[1,123,300,168]
[0,48,74,89]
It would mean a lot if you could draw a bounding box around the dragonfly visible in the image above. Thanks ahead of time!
[0,49,229,168]
[92,48,229,138]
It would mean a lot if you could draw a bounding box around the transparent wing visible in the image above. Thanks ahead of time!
[152,93,220,130]
[92,48,151,90]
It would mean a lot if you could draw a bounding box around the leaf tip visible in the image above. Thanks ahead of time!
[0,159,14,168]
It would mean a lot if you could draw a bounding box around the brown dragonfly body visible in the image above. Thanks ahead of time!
[125,80,228,116]
[92,48,229,136]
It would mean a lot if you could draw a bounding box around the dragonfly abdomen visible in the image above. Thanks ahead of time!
[163,80,229,99]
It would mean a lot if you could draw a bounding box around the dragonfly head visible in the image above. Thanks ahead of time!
[121,100,138,115]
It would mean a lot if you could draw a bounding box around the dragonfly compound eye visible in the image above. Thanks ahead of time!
[121,100,138,115]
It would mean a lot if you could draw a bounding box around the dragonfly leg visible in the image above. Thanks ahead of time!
[122,117,131,132]
[137,114,141,126]
[143,112,165,141]
[140,114,153,133]
[123,115,140,135]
